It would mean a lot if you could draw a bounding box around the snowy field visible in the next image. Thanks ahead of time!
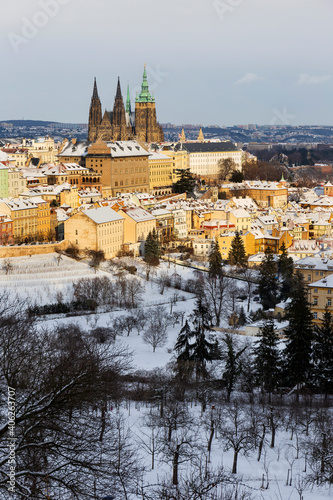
[0,253,331,499]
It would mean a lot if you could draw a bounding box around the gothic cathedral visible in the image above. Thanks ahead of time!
[88,65,164,143]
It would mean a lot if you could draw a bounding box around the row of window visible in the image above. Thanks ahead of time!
[114,178,146,187]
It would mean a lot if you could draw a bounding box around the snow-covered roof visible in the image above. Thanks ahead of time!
[83,206,124,224]
[148,151,171,161]
[308,274,333,289]
[106,141,149,158]
[121,207,155,222]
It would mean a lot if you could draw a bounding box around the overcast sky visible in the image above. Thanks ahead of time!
[0,0,332,126]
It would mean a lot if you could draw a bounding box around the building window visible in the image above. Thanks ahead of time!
[314,288,318,293]
[308,275,311,281]
[328,289,332,294]
[313,298,318,305]
[313,312,318,319]
[328,299,332,306]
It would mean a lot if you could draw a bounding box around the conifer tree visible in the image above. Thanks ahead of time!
[258,248,278,309]
[228,231,246,268]
[312,305,333,398]
[174,320,194,381]
[278,242,294,301]
[222,334,247,402]
[208,240,223,278]
[253,319,280,401]
[283,271,314,399]
[172,168,196,194]
[190,324,220,381]
[144,228,160,265]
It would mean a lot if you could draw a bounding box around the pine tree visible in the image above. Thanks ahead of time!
[253,319,280,401]
[174,320,194,381]
[258,248,278,309]
[278,242,294,301]
[228,231,246,268]
[172,168,196,194]
[222,334,247,402]
[190,324,220,381]
[312,306,333,398]
[144,229,160,265]
[283,271,314,399]
[208,240,223,278]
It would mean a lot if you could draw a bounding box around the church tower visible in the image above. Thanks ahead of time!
[135,65,164,143]
[111,77,128,141]
[88,78,102,142]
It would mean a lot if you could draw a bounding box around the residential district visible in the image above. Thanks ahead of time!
[1,68,333,324]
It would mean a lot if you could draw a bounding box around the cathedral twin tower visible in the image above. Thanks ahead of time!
[88,65,164,143]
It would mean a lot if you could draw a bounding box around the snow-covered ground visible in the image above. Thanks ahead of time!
[0,253,331,499]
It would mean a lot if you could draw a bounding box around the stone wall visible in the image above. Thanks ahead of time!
[0,240,68,259]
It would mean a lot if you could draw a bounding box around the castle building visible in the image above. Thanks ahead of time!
[88,66,164,144]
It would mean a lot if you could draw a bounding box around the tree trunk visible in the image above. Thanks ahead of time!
[208,419,214,462]
[232,450,238,474]
[172,445,181,485]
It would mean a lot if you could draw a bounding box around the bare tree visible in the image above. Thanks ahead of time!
[126,277,144,308]
[241,267,256,312]
[0,299,132,498]
[2,258,13,275]
[157,270,171,295]
[218,158,237,182]
[217,401,254,474]
[143,307,169,352]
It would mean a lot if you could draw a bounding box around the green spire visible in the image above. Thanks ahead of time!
[126,83,131,114]
[136,64,153,103]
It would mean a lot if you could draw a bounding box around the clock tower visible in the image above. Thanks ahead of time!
[134,65,164,143]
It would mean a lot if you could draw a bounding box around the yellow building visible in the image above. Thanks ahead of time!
[0,198,38,242]
[294,256,333,284]
[118,206,156,245]
[1,147,28,167]
[33,197,53,240]
[308,274,333,322]
[162,148,190,182]
[85,139,150,197]
[64,206,124,258]
[226,209,251,233]
[22,136,59,164]
[231,181,288,208]
[8,169,26,197]
[148,152,173,195]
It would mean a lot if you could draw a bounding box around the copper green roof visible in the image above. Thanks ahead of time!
[136,65,155,103]
[126,83,131,114]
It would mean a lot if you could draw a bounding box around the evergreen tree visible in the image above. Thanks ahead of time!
[190,324,220,381]
[278,242,294,301]
[174,320,194,381]
[258,248,278,309]
[283,271,314,399]
[237,307,247,327]
[312,306,333,398]
[191,292,212,330]
[208,240,223,278]
[172,168,196,194]
[222,334,247,402]
[253,319,280,401]
[228,231,246,268]
[144,229,161,265]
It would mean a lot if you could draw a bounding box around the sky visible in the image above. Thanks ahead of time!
[0,0,332,126]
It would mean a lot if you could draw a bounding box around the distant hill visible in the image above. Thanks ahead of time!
[1,120,58,127]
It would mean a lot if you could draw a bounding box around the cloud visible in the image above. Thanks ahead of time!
[296,73,331,85]
[236,73,263,85]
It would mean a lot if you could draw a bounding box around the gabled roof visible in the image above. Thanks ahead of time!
[83,206,124,224]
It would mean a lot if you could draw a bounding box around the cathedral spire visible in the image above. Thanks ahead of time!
[126,82,131,115]
[116,77,122,99]
[137,64,152,103]
[92,77,99,99]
